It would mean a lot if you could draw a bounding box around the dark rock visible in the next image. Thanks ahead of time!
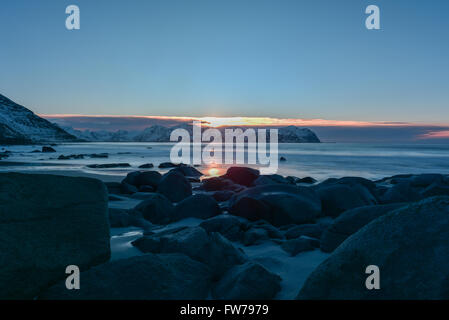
[138,163,154,169]
[0,173,110,299]
[42,146,56,153]
[260,193,320,226]
[224,167,260,187]
[279,156,287,162]
[134,171,162,188]
[297,177,317,184]
[109,208,132,228]
[157,171,192,202]
[133,193,175,224]
[130,192,155,200]
[421,182,449,198]
[39,253,211,300]
[169,165,203,177]
[320,203,407,253]
[138,185,155,193]
[172,194,221,221]
[316,184,377,218]
[122,171,141,186]
[254,174,293,186]
[281,237,317,256]
[380,181,422,204]
[212,190,235,202]
[229,196,272,222]
[158,162,178,168]
[132,226,246,278]
[105,182,122,194]
[297,196,449,300]
[120,181,138,194]
[89,153,109,158]
[242,227,270,246]
[200,215,249,242]
[212,262,281,299]
[202,176,241,192]
[87,163,131,169]
[410,174,444,187]
[285,224,323,240]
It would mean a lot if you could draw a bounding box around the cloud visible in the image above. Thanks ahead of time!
[40,114,449,143]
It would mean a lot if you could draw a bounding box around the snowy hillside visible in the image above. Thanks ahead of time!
[0,94,78,144]
[64,124,321,143]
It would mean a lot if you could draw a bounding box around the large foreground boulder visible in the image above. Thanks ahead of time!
[39,253,211,300]
[212,262,281,299]
[0,173,110,299]
[320,203,406,252]
[297,196,449,299]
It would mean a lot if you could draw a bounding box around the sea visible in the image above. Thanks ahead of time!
[1,142,449,182]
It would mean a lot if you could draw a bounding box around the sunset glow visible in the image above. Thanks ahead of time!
[41,114,447,128]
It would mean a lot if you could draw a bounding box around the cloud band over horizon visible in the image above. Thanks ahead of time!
[41,114,449,143]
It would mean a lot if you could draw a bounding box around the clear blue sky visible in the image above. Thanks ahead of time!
[0,0,448,122]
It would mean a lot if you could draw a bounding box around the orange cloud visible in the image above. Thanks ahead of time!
[418,130,449,139]
[41,114,434,128]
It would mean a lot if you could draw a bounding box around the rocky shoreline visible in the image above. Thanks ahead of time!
[1,167,449,299]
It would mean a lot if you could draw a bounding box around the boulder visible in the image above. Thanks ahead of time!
[133,193,175,224]
[224,167,260,187]
[138,163,154,169]
[120,181,138,194]
[132,226,246,278]
[157,171,192,202]
[254,174,292,186]
[260,193,320,226]
[42,146,56,153]
[229,196,272,222]
[202,176,244,192]
[421,182,449,198]
[410,174,444,188]
[242,227,270,246]
[316,184,377,217]
[200,214,249,242]
[130,192,156,200]
[297,196,449,299]
[0,173,110,299]
[39,253,211,300]
[172,194,221,221]
[297,177,317,184]
[134,171,162,188]
[320,203,406,252]
[212,262,281,300]
[285,224,324,240]
[380,181,422,204]
[109,208,132,228]
[169,165,203,177]
[212,190,235,202]
[229,184,321,226]
[280,237,318,256]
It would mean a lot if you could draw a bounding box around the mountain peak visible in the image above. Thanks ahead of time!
[0,94,79,145]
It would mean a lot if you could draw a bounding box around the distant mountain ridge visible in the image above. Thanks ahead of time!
[0,94,79,144]
[64,124,321,143]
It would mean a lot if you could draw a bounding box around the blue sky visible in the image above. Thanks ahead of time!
[0,0,448,123]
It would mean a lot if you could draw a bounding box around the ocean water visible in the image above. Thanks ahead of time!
[1,142,449,181]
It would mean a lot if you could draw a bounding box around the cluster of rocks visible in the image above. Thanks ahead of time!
[4,168,449,300]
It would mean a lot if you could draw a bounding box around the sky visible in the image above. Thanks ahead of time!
[1,0,449,141]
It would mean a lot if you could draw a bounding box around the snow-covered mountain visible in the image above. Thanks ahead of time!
[64,124,321,143]
[278,126,320,143]
[0,94,79,144]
